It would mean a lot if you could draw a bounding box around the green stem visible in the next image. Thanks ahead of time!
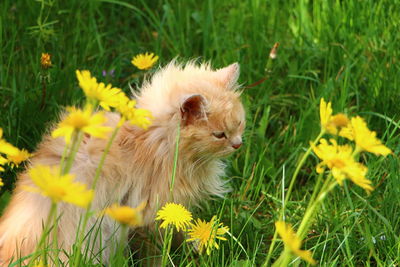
[297,177,337,239]
[73,125,120,267]
[263,130,324,267]
[29,202,57,266]
[91,126,120,190]
[282,130,325,214]
[161,227,174,267]
[59,143,69,170]
[114,225,128,265]
[303,170,325,218]
[62,131,84,175]
[52,205,59,267]
[169,122,180,201]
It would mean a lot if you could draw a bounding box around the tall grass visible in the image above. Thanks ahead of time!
[1,0,399,265]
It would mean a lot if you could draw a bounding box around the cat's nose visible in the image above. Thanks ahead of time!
[231,137,242,149]
[232,142,242,149]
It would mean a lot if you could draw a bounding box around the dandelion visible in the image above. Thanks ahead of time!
[311,138,373,193]
[156,203,193,231]
[51,106,112,144]
[41,53,52,69]
[76,70,125,110]
[7,149,31,168]
[115,98,152,129]
[0,154,8,171]
[104,203,145,227]
[0,177,3,187]
[131,52,159,70]
[0,128,19,157]
[275,221,317,265]
[340,116,392,156]
[319,98,349,135]
[24,165,94,207]
[32,259,46,267]
[187,216,229,255]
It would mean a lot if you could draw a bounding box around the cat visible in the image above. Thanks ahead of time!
[0,60,246,264]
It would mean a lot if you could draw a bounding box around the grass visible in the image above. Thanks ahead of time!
[1,0,400,265]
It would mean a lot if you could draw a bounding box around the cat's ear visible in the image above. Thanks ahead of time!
[180,94,207,126]
[215,62,240,89]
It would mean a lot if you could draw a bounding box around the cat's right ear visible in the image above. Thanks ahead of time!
[215,62,240,89]
[180,94,207,126]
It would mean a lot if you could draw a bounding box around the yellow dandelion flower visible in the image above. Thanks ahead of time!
[104,203,145,227]
[0,128,19,157]
[52,106,112,144]
[311,138,373,193]
[319,98,333,130]
[187,216,229,255]
[32,259,46,267]
[76,70,125,110]
[131,53,159,70]
[156,203,193,231]
[0,155,8,171]
[0,177,3,187]
[41,53,52,69]
[340,116,392,156]
[24,165,94,207]
[319,98,349,135]
[7,149,31,168]
[275,221,317,265]
[115,98,152,129]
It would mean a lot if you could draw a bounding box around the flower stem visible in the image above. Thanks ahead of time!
[297,176,337,239]
[91,125,120,190]
[29,202,57,266]
[161,227,174,267]
[73,125,120,267]
[263,130,324,267]
[62,131,83,175]
[169,122,180,201]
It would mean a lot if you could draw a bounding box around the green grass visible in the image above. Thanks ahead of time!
[1,0,400,266]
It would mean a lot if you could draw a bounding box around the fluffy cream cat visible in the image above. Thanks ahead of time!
[0,61,246,264]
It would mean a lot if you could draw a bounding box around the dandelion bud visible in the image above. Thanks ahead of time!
[40,53,52,69]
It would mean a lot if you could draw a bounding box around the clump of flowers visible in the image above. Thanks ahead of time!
[267,98,393,266]
[187,216,229,255]
[314,98,392,193]
[23,165,93,208]
[131,52,159,70]
[104,203,145,227]
[156,202,193,231]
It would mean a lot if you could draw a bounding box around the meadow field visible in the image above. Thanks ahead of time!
[1,0,399,266]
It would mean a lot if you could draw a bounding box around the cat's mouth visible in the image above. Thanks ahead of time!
[216,147,237,157]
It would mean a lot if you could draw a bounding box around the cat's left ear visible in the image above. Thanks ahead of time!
[180,94,207,126]
[215,62,240,89]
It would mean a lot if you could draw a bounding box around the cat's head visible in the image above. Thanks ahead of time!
[137,61,245,157]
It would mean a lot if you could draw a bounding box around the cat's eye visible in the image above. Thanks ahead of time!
[212,131,226,139]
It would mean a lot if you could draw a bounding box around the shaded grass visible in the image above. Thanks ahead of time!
[1,0,400,265]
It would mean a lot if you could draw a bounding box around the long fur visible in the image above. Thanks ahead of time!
[0,61,246,264]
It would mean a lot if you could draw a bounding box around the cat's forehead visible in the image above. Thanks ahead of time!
[209,96,245,128]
